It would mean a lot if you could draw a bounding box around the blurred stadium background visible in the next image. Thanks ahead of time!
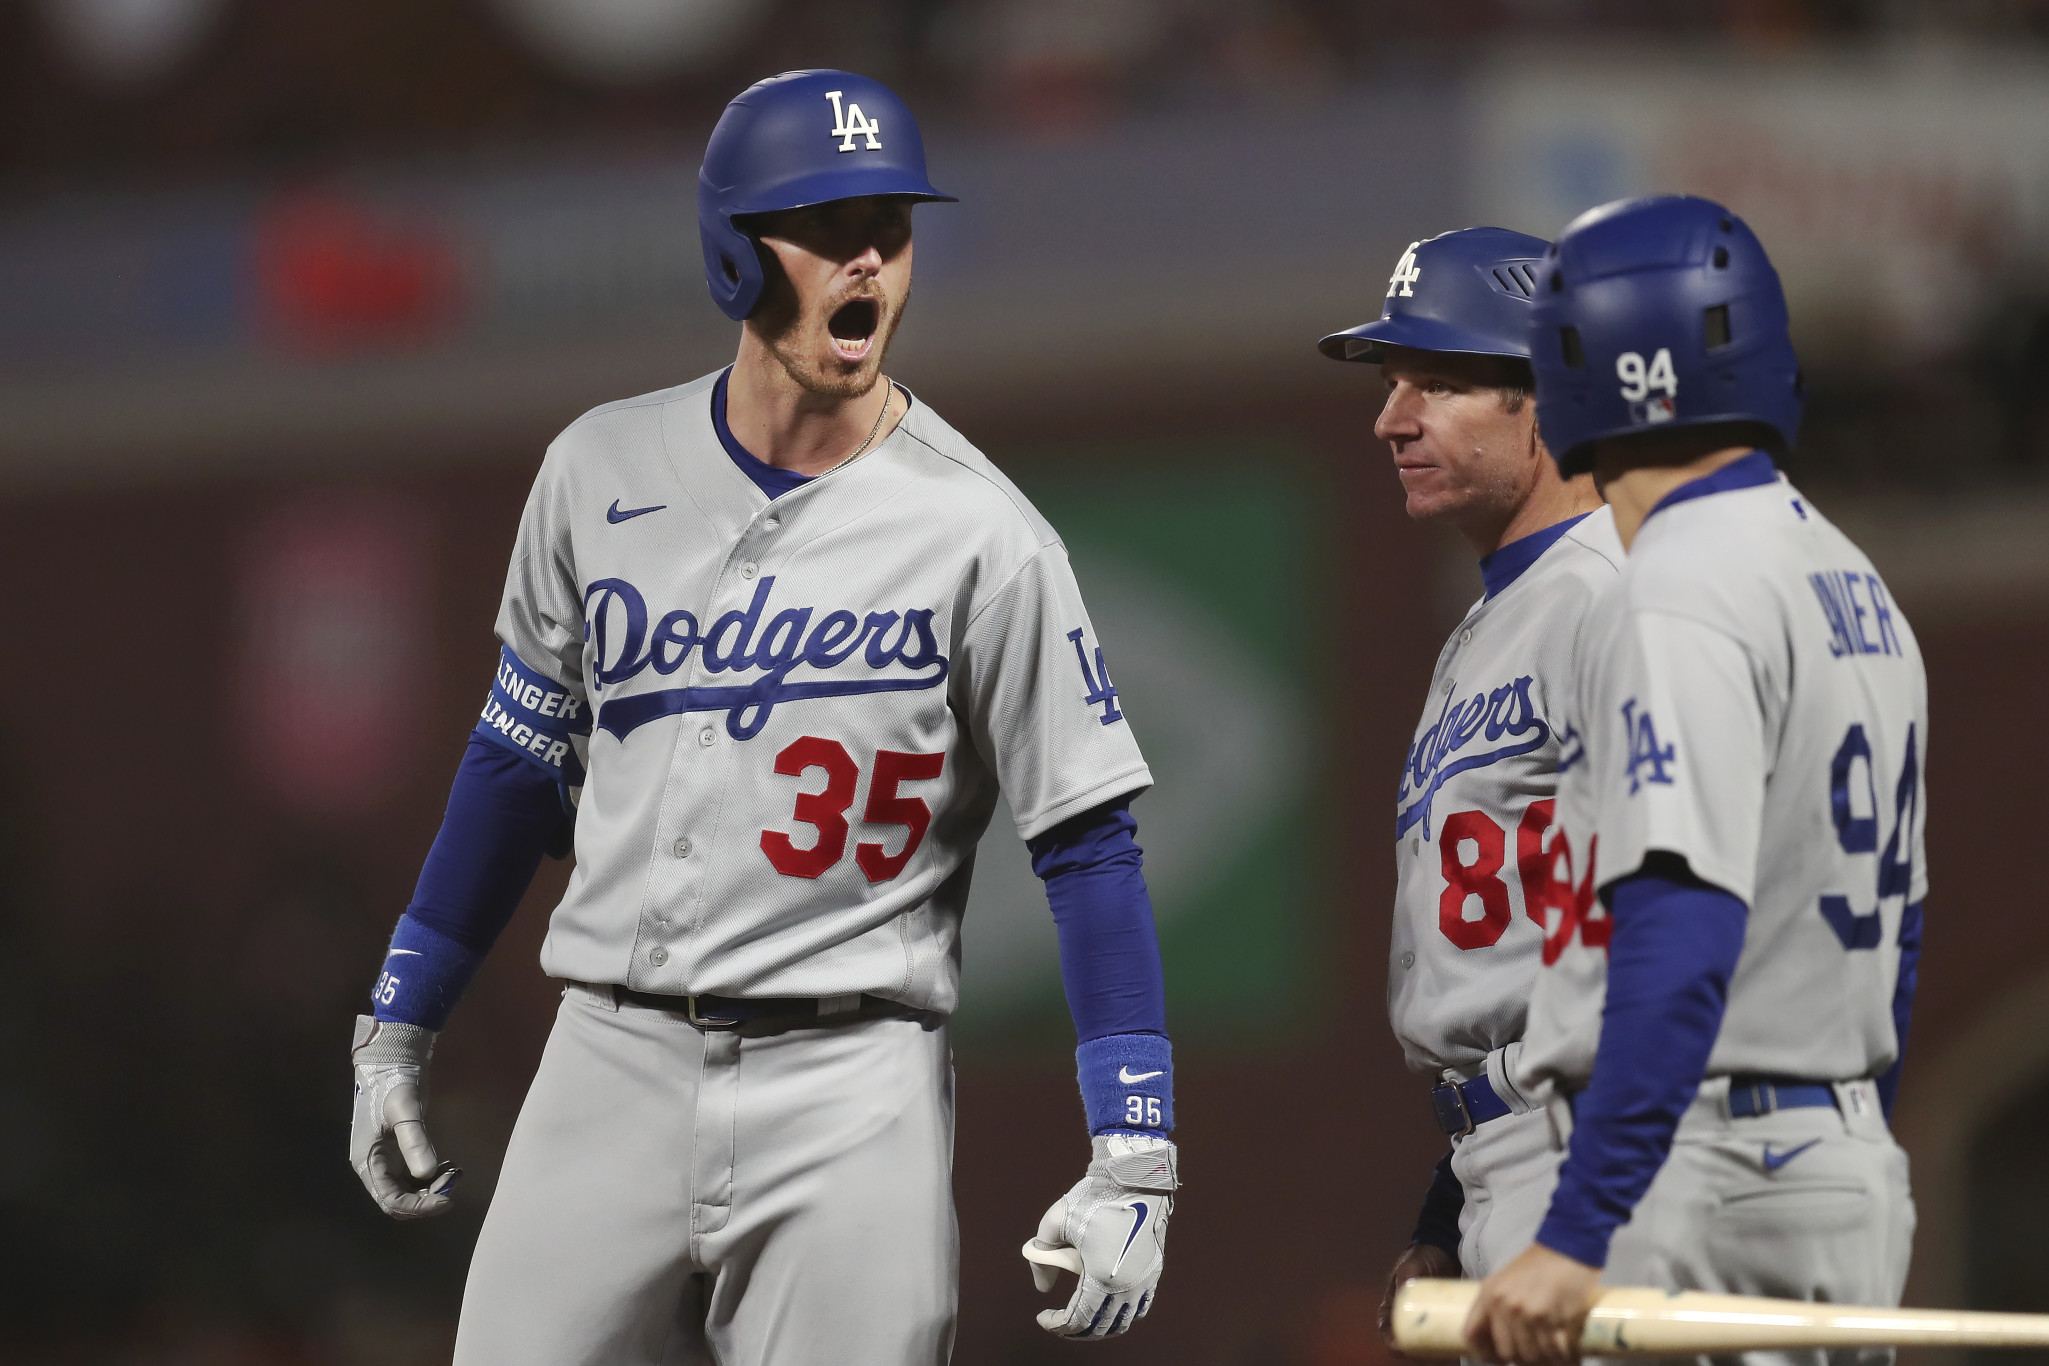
[2,0,2048,1361]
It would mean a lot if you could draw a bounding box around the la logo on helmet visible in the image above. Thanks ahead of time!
[826,91,882,152]
[1387,242,1422,298]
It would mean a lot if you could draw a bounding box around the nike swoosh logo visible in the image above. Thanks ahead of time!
[387,949,423,957]
[1111,1200,1150,1277]
[1118,1067,1164,1084]
[607,499,666,524]
[1762,1139,1822,1172]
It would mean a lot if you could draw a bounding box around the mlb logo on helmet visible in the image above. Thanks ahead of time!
[1530,194,1804,478]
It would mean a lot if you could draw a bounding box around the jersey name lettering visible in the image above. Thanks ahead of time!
[1396,674,1550,839]
[1808,570,1903,658]
[585,575,947,742]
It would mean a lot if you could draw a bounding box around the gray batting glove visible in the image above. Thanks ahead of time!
[1027,1134,1178,1339]
[349,1015,460,1219]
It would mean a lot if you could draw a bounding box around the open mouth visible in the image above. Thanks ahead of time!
[827,298,879,362]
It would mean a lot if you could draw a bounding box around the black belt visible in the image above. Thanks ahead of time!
[604,984,880,1028]
[1726,1074,1838,1118]
[1432,1073,1514,1136]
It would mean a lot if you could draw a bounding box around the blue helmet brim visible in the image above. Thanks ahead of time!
[717,166,957,219]
[1317,312,1532,363]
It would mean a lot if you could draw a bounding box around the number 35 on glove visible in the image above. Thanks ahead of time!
[1024,1135,1179,1339]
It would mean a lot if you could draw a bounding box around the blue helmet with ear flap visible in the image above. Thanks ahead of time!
[1530,194,1803,477]
[698,69,956,322]
[1318,226,1553,363]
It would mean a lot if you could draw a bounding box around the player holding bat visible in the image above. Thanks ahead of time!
[1465,195,1926,1366]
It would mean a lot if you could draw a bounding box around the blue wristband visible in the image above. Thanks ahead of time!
[1077,1032,1174,1135]
[372,912,486,1031]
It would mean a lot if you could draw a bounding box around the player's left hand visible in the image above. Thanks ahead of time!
[1464,1242,1602,1366]
[1025,1134,1178,1339]
[349,1015,461,1220]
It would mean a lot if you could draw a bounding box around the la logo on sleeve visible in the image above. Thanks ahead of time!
[1621,698,1677,795]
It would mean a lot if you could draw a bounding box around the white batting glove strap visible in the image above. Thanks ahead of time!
[1029,1135,1178,1340]
[349,1015,458,1221]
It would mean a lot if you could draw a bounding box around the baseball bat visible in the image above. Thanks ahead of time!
[1393,1278,2049,1356]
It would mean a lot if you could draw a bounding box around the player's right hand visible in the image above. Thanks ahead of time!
[1379,1241,1460,1358]
[349,1015,460,1220]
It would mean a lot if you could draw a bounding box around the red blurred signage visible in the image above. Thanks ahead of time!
[254,192,464,356]
[237,492,432,817]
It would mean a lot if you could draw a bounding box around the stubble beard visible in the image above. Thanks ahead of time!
[1427,443,1542,542]
[764,285,910,402]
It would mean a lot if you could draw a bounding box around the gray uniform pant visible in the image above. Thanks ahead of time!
[453,984,958,1366]
[1451,1044,1559,1279]
[1559,1076,1915,1366]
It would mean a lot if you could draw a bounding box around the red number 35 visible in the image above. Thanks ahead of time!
[760,737,946,883]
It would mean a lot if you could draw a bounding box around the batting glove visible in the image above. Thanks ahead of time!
[349,1015,459,1219]
[1027,1134,1178,1339]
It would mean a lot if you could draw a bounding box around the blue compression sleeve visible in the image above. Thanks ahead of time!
[1028,797,1173,1135]
[371,735,572,1030]
[1876,899,1923,1122]
[1413,1149,1464,1260]
[1535,860,1747,1268]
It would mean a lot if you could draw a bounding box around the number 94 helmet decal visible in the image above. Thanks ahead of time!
[1529,194,1804,478]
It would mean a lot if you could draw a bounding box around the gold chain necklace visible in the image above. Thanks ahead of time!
[821,379,893,477]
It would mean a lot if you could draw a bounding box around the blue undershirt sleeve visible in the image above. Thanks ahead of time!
[1412,1149,1465,1260]
[1534,856,1747,1268]
[1026,796,1173,1136]
[1877,899,1923,1122]
[369,647,585,1031]
[369,736,570,1030]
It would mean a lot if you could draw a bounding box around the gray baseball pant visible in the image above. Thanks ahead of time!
[1451,1044,1559,1279]
[452,983,958,1366]
[1556,1077,1915,1366]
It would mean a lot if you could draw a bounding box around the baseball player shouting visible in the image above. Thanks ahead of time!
[1465,196,1925,1366]
[1320,228,1622,1345]
[345,70,1180,1365]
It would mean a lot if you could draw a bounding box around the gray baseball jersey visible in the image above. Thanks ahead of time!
[1389,508,1624,1076]
[496,369,1152,1011]
[1520,465,1928,1094]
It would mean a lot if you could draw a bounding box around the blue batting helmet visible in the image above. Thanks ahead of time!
[1530,194,1802,477]
[698,70,956,322]
[1318,227,1552,363]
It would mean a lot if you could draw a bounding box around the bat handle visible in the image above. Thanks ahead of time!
[1392,1277,1481,1358]
[1021,1240,1086,1278]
